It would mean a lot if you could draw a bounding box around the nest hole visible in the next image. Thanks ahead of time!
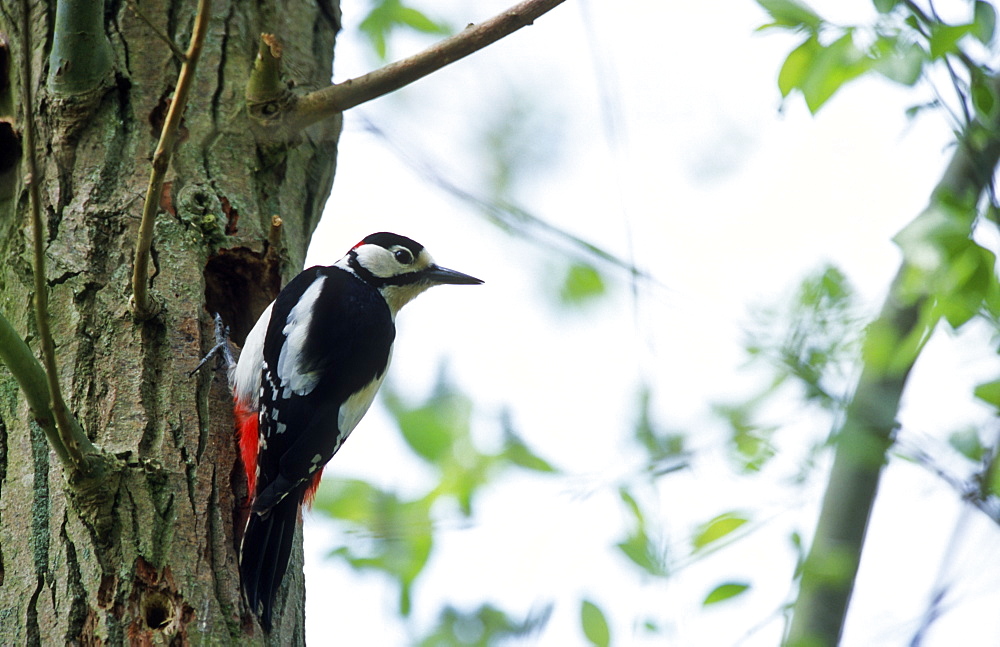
[204,247,281,346]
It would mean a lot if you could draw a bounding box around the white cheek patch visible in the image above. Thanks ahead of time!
[352,246,395,277]
[277,275,326,396]
[351,245,435,279]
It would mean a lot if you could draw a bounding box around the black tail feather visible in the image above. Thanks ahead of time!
[239,495,299,632]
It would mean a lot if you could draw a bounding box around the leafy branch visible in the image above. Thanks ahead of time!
[246,0,569,140]
[755,1,1000,644]
[130,0,211,319]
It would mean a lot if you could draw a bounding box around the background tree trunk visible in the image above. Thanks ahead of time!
[0,0,341,642]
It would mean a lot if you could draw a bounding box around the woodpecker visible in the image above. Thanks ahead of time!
[231,232,482,631]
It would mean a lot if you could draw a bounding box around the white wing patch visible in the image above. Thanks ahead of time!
[276,275,326,396]
[232,301,274,408]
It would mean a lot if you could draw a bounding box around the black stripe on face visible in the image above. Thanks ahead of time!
[347,251,427,288]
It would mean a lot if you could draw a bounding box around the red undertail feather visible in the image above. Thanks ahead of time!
[234,397,259,495]
[303,469,323,506]
[234,396,324,503]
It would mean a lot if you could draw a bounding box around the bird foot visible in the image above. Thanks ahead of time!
[189,312,236,377]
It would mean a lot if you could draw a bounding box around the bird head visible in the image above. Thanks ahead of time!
[340,232,483,314]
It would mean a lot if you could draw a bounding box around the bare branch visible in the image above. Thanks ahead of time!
[18,0,97,473]
[247,0,568,139]
[131,0,211,319]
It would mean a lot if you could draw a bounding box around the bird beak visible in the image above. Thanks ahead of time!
[422,265,484,286]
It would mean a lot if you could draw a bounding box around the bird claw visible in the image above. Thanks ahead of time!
[189,312,236,377]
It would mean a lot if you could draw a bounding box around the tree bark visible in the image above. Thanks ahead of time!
[0,0,340,643]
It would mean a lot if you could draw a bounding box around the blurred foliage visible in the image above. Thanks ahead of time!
[713,399,780,473]
[708,265,862,475]
[313,368,556,631]
[327,0,1000,643]
[479,94,565,200]
[744,264,861,408]
[895,193,1000,330]
[558,262,606,308]
[948,426,987,461]
[633,387,688,477]
[615,487,668,578]
[417,604,552,647]
[358,0,450,60]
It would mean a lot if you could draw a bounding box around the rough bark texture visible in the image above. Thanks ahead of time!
[0,0,341,643]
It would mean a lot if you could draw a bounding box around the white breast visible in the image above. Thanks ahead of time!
[337,345,393,438]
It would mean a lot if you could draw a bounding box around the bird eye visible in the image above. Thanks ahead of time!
[394,248,414,264]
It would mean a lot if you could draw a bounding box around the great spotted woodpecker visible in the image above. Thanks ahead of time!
[231,232,482,631]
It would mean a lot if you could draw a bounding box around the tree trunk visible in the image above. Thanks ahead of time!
[0,0,340,643]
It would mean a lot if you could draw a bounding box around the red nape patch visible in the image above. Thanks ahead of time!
[234,398,259,495]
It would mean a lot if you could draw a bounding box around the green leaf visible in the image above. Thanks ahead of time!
[703,582,751,606]
[395,6,450,35]
[778,37,818,98]
[971,69,999,118]
[692,512,750,551]
[396,402,457,463]
[975,1,997,43]
[929,22,974,59]
[802,32,872,112]
[872,40,925,86]
[892,202,997,330]
[581,600,611,647]
[778,32,873,112]
[560,262,606,306]
[313,478,381,522]
[500,410,557,472]
[384,382,472,465]
[948,427,986,461]
[616,532,667,577]
[358,0,450,60]
[619,487,643,521]
[974,378,1000,409]
[873,0,899,12]
[756,0,823,30]
[616,488,667,577]
[504,435,556,472]
[895,198,996,329]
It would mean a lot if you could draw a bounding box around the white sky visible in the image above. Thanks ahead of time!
[301,1,1000,645]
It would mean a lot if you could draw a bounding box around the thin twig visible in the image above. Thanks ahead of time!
[248,0,568,136]
[126,0,187,62]
[18,0,95,472]
[131,0,211,319]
